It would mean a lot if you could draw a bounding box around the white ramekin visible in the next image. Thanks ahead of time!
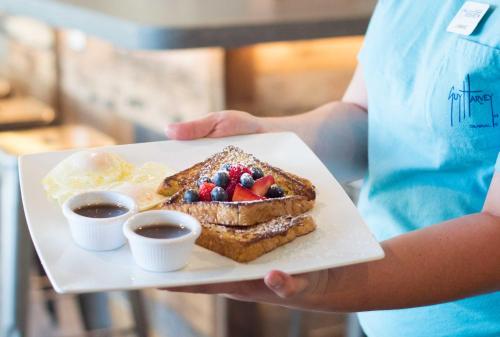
[62,191,138,251]
[123,210,201,272]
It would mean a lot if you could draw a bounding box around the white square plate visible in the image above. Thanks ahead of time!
[19,132,384,294]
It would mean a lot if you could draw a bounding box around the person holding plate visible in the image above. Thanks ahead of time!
[164,1,500,336]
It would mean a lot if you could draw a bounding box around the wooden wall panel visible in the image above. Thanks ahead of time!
[0,16,57,106]
[226,36,363,116]
[57,30,225,143]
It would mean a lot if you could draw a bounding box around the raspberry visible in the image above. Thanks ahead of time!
[199,182,215,201]
[228,164,251,183]
[225,180,238,200]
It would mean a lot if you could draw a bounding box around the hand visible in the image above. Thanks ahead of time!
[166,269,330,310]
[165,110,267,140]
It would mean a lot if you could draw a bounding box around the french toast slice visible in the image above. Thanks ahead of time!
[196,214,316,262]
[158,146,316,226]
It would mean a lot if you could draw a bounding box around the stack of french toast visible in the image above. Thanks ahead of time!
[157,146,316,262]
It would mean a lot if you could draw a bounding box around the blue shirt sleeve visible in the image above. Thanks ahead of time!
[496,153,500,171]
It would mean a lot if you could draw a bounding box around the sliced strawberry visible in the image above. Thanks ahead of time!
[232,184,265,202]
[251,175,275,196]
[225,180,238,200]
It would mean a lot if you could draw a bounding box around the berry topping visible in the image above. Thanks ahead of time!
[266,184,285,198]
[251,175,275,196]
[212,171,230,189]
[210,186,228,201]
[197,176,212,187]
[240,173,254,188]
[199,182,216,201]
[225,180,238,200]
[229,164,252,182]
[220,163,232,171]
[232,184,265,202]
[183,189,199,203]
[250,167,264,180]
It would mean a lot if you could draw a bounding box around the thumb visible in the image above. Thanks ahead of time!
[165,113,218,140]
[264,270,311,299]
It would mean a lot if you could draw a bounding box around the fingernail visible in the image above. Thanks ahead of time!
[268,274,284,289]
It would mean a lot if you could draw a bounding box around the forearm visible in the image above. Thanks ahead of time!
[305,212,500,312]
[260,101,368,183]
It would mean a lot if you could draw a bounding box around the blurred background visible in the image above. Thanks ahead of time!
[0,1,374,336]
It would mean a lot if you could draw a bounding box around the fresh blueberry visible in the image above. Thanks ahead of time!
[220,163,232,171]
[240,173,254,188]
[210,186,228,201]
[266,184,284,198]
[183,189,199,203]
[197,176,211,187]
[250,167,264,180]
[212,171,230,188]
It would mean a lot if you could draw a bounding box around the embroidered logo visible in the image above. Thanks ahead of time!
[447,74,497,128]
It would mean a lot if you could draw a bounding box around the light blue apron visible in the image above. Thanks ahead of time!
[356,1,500,336]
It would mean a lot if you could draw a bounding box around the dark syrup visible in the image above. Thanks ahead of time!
[74,204,129,218]
[134,223,191,239]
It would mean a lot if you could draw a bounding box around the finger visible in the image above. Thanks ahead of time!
[163,278,268,295]
[164,284,228,294]
[165,113,218,140]
[264,270,311,299]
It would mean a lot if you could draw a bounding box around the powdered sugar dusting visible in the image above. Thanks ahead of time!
[198,146,263,178]
[201,214,314,243]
